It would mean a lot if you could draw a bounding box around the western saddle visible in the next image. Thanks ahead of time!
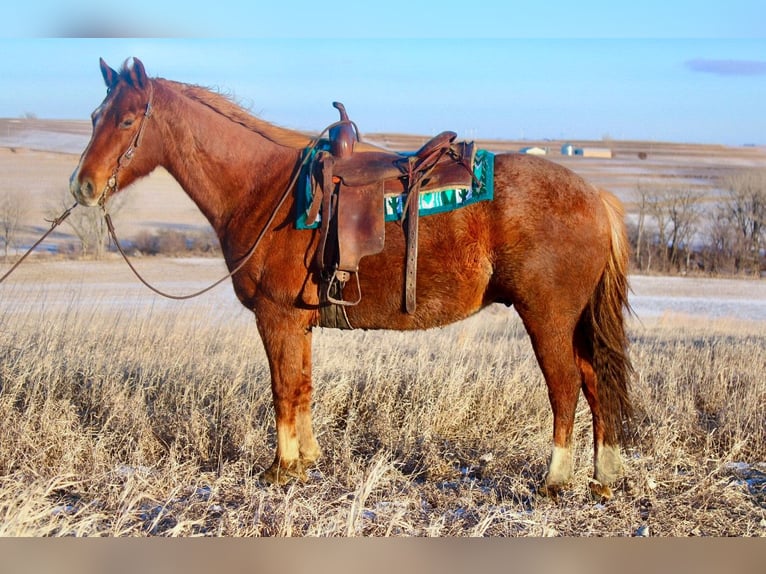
[306,102,475,326]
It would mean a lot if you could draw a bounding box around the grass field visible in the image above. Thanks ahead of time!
[0,259,764,536]
[0,123,764,536]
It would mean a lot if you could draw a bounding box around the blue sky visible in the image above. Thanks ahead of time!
[2,2,765,145]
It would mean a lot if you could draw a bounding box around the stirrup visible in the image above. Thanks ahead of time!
[325,270,362,307]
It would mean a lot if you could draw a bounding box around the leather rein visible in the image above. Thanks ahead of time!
[102,93,350,300]
[0,202,78,285]
[0,84,349,299]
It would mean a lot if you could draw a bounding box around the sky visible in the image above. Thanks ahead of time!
[1,1,765,146]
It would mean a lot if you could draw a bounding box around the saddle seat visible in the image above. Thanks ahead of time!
[333,130,457,185]
[331,139,475,194]
[309,102,475,324]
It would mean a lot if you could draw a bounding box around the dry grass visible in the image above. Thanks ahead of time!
[0,263,764,537]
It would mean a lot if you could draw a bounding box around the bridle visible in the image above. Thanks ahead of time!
[97,85,154,207]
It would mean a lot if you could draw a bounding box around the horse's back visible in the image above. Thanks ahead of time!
[490,152,606,223]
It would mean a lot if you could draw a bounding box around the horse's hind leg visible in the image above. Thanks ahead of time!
[576,337,624,498]
[519,313,582,496]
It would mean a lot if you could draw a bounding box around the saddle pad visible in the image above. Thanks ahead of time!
[296,147,494,230]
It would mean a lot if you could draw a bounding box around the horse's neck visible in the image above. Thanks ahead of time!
[157,91,300,233]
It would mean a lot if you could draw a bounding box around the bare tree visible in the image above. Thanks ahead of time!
[64,204,109,259]
[633,183,703,273]
[703,208,738,275]
[0,191,27,261]
[665,187,702,271]
[51,193,128,259]
[643,187,671,272]
[633,181,651,271]
[717,169,766,276]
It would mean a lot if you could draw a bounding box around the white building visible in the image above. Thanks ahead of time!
[575,147,613,158]
[519,146,548,155]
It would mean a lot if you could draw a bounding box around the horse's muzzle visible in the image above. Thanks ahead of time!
[69,169,100,207]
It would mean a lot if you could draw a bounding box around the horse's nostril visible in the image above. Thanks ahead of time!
[69,173,97,205]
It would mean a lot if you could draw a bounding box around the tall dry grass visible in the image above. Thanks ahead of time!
[0,278,764,536]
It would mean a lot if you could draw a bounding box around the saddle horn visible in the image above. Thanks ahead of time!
[329,101,357,158]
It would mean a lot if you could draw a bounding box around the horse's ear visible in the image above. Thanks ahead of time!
[128,57,148,89]
[99,57,118,89]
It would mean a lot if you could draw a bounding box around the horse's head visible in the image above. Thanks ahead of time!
[70,57,157,207]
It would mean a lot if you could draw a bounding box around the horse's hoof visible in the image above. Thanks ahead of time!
[260,461,308,486]
[538,481,568,500]
[588,478,614,500]
[299,449,321,468]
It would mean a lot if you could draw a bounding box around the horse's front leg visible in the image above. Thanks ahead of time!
[255,303,320,485]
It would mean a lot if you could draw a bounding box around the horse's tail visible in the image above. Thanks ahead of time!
[581,189,634,445]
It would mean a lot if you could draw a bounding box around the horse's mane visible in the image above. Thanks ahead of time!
[156,78,313,149]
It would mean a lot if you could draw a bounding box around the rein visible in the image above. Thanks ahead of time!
[103,117,354,300]
[0,91,153,285]
[0,202,78,284]
[0,93,352,298]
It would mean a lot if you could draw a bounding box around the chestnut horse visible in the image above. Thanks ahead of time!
[70,58,633,497]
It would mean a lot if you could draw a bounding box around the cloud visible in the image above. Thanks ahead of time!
[686,58,766,76]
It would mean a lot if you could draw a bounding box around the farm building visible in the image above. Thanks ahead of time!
[574,147,612,158]
[560,143,612,158]
[519,146,548,155]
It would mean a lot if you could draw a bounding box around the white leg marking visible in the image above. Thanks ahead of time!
[277,420,300,463]
[546,445,573,486]
[594,443,624,485]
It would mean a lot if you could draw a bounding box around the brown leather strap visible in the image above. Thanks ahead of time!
[316,153,336,273]
[404,180,420,314]
[402,142,457,314]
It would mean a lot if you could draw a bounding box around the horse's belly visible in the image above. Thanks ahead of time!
[327,202,495,330]
[343,251,493,330]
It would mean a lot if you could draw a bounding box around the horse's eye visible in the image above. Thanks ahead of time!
[119,118,135,129]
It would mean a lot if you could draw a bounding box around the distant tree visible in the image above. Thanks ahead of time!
[703,208,738,275]
[633,182,650,270]
[664,187,702,271]
[52,193,128,259]
[64,203,109,259]
[632,183,703,273]
[0,191,27,261]
[716,169,766,276]
[642,188,672,272]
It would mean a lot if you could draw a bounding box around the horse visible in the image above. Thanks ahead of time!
[69,57,633,498]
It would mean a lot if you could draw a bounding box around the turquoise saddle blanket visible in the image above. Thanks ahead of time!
[295,146,495,229]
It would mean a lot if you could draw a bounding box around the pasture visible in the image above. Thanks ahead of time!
[0,258,764,536]
[0,125,764,536]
